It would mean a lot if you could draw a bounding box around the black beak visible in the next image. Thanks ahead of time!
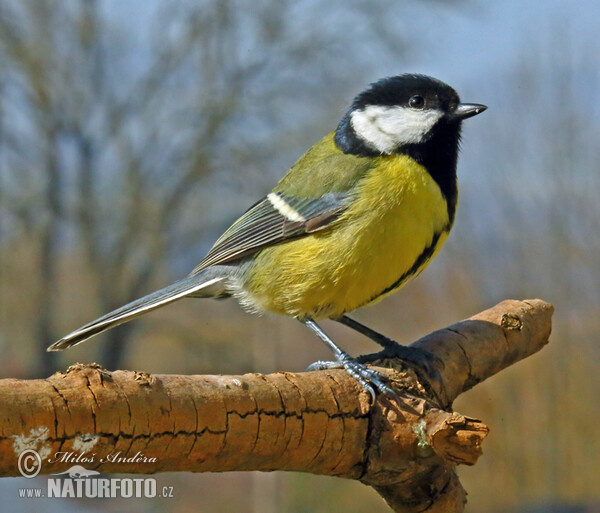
[451,103,487,121]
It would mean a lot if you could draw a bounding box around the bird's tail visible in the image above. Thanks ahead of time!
[47,271,228,352]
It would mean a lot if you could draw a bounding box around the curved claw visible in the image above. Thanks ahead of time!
[306,360,341,372]
[307,357,395,401]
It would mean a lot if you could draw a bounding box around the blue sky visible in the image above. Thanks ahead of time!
[111,0,600,78]
[402,0,600,80]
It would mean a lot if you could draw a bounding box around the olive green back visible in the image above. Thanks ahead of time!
[274,132,375,198]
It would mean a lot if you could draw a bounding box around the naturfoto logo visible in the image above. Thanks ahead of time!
[17,450,174,500]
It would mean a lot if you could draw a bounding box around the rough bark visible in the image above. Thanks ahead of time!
[0,299,553,512]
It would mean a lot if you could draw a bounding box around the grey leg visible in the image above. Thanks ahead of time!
[301,318,395,401]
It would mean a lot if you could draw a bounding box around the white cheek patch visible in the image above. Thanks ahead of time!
[350,105,443,154]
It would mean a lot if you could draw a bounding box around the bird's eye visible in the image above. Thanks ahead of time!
[408,95,425,109]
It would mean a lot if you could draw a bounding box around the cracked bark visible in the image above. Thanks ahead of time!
[0,299,553,512]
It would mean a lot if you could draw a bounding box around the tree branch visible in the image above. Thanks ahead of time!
[0,299,553,512]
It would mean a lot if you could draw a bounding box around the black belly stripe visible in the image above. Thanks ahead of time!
[362,230,444,306]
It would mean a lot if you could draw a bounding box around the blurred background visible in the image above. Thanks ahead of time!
[1,0,599,511]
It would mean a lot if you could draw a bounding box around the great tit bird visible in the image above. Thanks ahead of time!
[49,74,486,399]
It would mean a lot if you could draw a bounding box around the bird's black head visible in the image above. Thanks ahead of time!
[334,74,486,157]
[334,74,486,223]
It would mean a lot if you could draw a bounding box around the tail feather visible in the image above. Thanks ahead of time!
[48,273,227,351]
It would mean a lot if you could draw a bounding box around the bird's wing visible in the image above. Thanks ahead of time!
[191,191,349,273]
[192,131,376,273]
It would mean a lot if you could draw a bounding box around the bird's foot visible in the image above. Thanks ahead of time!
[307,357,395,402]
[334,316,443,389]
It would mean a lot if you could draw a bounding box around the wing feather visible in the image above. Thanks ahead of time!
[191,192,348,274]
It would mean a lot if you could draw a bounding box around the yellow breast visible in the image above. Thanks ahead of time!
[243,154,452,319]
